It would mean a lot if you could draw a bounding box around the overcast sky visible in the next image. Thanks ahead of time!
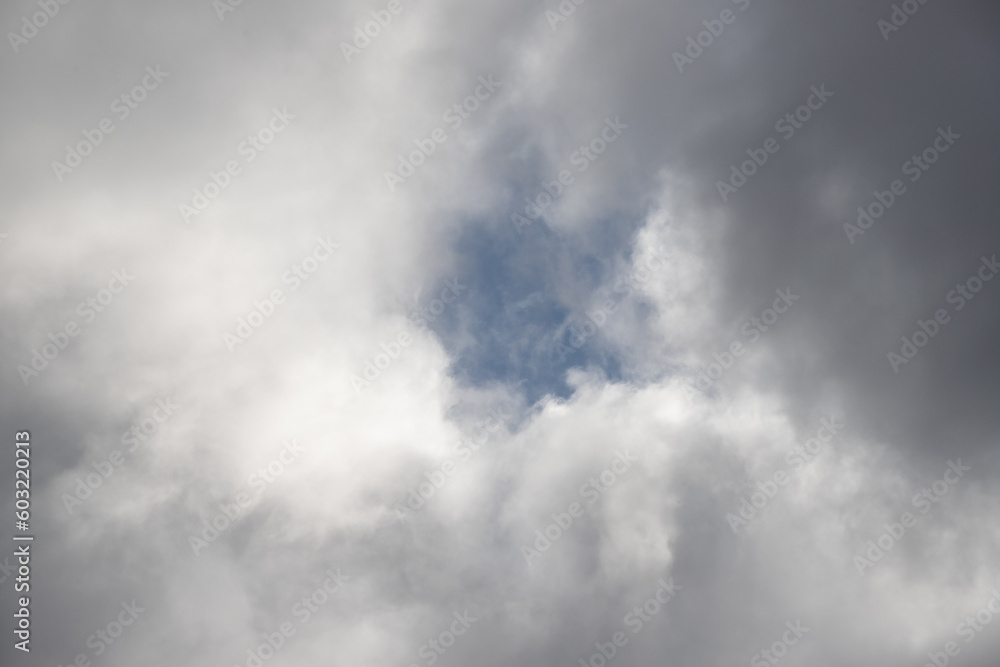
[2,1,1000,666]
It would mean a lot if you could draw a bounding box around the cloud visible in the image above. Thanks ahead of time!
[2,0,1000,665]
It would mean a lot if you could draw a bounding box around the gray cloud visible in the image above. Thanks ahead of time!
[2,1,1000,666]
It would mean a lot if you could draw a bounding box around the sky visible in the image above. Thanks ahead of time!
[2,0,1000,666]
